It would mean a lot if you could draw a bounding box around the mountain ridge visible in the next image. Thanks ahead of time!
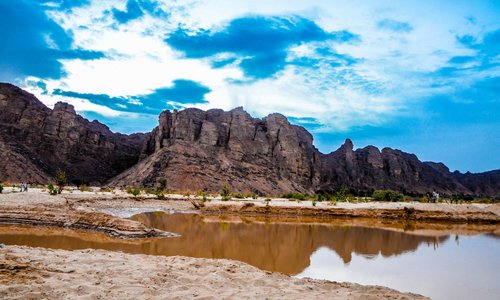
[1,83,498,197]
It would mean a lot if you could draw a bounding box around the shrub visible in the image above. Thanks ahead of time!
[155,188,165,199]
[78,184,92,192]
[332,189,353,202]
[312,199,317,207]
[233,193,245,199]
[126,188,141,197]
[419,196,430,203]
[372,190,404,202]
[158,178,167,191]
[265,198,271,206]
[221,184,231,201]
[0,184,3,193]
[55,169,67,194]
[99,187,113,193]
[47,183,58,195]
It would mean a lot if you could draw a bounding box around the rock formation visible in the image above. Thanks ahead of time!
[1,83,499,197]
[0,83,148,184]
[110,107,321,195]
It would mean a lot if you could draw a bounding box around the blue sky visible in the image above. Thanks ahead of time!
[0,0,498,173]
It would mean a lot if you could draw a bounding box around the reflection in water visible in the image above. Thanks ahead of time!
[133,213,448,274]
[0,212,447,275]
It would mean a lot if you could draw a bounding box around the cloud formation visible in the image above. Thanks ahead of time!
[0,1,104,81]
[166,16,358,78]
[376,19,413,33]
[53,79,211,114]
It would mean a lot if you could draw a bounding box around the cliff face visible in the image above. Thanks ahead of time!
[110,106,498,197]
[0,83,148,184]
[110,107,321,195]
[317,141,470,195]
[1,83,498,196]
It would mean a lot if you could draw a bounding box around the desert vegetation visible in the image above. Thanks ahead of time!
[221,184,231,201]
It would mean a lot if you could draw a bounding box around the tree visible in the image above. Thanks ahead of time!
[158,178,167,191]
[221,184,231,201]
[55,169,67,194]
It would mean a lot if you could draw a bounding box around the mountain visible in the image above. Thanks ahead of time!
[110,107,321,195]
[1,83,498,197]
[0,83,147,185]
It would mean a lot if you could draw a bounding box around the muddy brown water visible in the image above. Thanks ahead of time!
[0,212,499,300]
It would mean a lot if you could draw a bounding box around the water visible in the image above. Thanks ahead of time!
[0,212,498,299]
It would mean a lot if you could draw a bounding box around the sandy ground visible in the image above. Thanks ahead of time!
[0,245,427,300]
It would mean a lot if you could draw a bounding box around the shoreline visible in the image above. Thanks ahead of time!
[0,245,428,299]
[0,190,498,238]
[200,201,500,224]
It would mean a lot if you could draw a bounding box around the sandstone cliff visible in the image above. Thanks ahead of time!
[0,83,147,184]
[110,105,499,197]
[110,107,321,195]
[1,83,498,197]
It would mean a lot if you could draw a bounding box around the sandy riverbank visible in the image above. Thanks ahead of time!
[0,188,499,237]
[0,189,498,299]
[0,245,427,299]
[200,200,500,224]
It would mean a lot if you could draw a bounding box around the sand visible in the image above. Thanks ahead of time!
[0,245,427,299]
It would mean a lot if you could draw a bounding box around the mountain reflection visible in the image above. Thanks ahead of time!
[132,213,448,274]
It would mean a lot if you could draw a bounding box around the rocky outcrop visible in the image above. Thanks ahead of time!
[111,107,321,195]
[0,83,148,184]
[317,141,471,195]
[1,83,498,197]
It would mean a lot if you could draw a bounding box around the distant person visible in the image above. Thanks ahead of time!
[432,191,439,202]
[20,183,24,192]
[25,183,29,192]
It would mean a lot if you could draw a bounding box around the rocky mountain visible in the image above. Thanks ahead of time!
[110,104,499,197]
[1,83,498,197]
[0,83,148,185]
[110,108,321,195]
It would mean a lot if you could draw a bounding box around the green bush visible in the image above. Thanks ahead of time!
[419,196,430,203]
[233,193,245,199]
[78,184,91,192]
[55,169,67,194]
[155,189,165,199]
[47,183,58,195]
[158,178,167,191]
[126,188,141,197]
[221,184,231,201]
[372,190,404,202]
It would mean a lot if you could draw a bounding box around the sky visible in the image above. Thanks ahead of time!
[0,0,499,173]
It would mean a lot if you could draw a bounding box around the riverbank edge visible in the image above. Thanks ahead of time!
[0,207,175,239]
[200,202,500,224]
[0,245,429,299]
